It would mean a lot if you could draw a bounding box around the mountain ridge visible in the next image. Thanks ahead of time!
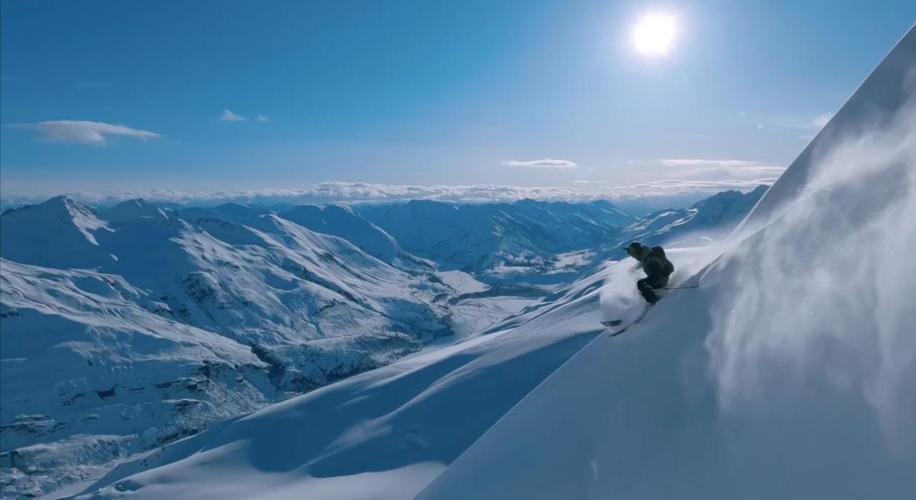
[0,190,769,498]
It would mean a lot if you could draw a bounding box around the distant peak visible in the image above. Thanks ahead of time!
[110,198,154,209]
[33,195,94,216]
[45,194,77,207]
[5,195,110,244]
[106,198,168,221]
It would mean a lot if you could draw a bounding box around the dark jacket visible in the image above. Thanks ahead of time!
[641,246,674,282]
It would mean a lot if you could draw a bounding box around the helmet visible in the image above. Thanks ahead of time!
[626,242,647,260]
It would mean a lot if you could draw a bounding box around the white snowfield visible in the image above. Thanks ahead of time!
[68,25,916,500]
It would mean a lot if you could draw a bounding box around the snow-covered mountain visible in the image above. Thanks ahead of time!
[0,188,769,498]
[612,185,768,249]
[58,25,916,500]
[277,204,432,271]
[0,196,115,269]
[359,199,635,283]
[2,198,454,373]
[358,195,766,284]
[1,259,274,491]
[0,198,466,496]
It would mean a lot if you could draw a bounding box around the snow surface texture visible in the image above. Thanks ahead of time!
[419,26,916,500]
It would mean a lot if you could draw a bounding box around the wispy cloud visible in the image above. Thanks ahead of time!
[0,180,776,211]
[256,114,270,123]
[625,178,776,193]
[219,109,246,122]
[659,158,760,168]
[10,120,161,145]
[648,158,785,181]
[0,183,591,208]
[501,159,578,169]
[618,157,785,196]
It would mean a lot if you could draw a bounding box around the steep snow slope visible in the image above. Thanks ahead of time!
[736,25,916,237]
[359,199,635,283]
[419,26,916,500]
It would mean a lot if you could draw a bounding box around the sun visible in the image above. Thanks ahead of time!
[632,12,678,57]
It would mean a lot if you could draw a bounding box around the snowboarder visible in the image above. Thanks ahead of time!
[625,242,674,304]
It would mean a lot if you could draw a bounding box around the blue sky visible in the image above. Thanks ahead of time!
[1,0,914,201]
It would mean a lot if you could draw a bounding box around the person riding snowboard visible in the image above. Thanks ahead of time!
[625,242,674,304]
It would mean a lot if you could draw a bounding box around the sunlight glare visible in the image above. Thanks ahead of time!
[632,12,678,57]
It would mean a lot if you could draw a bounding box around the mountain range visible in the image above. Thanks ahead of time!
[1,187,765,497]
